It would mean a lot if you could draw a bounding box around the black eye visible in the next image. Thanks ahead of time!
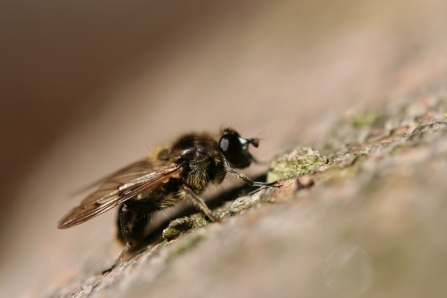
[219,133,244,166]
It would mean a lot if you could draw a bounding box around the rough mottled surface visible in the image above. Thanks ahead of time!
[267,147,328,183]
[49,94,447,298]
[3,1,447,297]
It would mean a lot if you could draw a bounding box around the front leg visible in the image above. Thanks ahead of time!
[225,167,279,187]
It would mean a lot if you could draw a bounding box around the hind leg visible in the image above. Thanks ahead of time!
[103,204,151,274]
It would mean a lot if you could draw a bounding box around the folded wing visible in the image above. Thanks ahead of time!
[58,161,183,229]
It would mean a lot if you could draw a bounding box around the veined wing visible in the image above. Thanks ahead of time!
[68,160,154,196]
[58,162,183,229]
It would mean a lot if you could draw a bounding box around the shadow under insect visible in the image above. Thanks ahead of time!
[128,173,267,252]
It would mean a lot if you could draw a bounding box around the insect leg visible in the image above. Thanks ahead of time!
[103,204,132,274]
[104,204,151,274]
[102,242,132,275]
[182,185,217,222]
[117,204,133,245]
[225,167,277,187]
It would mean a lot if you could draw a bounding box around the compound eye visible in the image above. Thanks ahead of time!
[219,133,244,166]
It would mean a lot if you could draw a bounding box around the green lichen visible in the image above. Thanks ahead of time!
[162,218,193,240]
[352,111,380,128]
[162,215,208,241]
[267,147,328,183]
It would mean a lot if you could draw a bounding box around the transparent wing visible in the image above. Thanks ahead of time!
[58,161,183,229]
[68,160,154,196]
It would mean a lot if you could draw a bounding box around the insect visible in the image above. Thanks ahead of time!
[58,128,274,271]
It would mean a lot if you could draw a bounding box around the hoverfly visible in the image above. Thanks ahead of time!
[58,128,274,271]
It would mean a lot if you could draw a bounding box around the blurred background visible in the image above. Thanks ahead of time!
[1,0,447,296]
